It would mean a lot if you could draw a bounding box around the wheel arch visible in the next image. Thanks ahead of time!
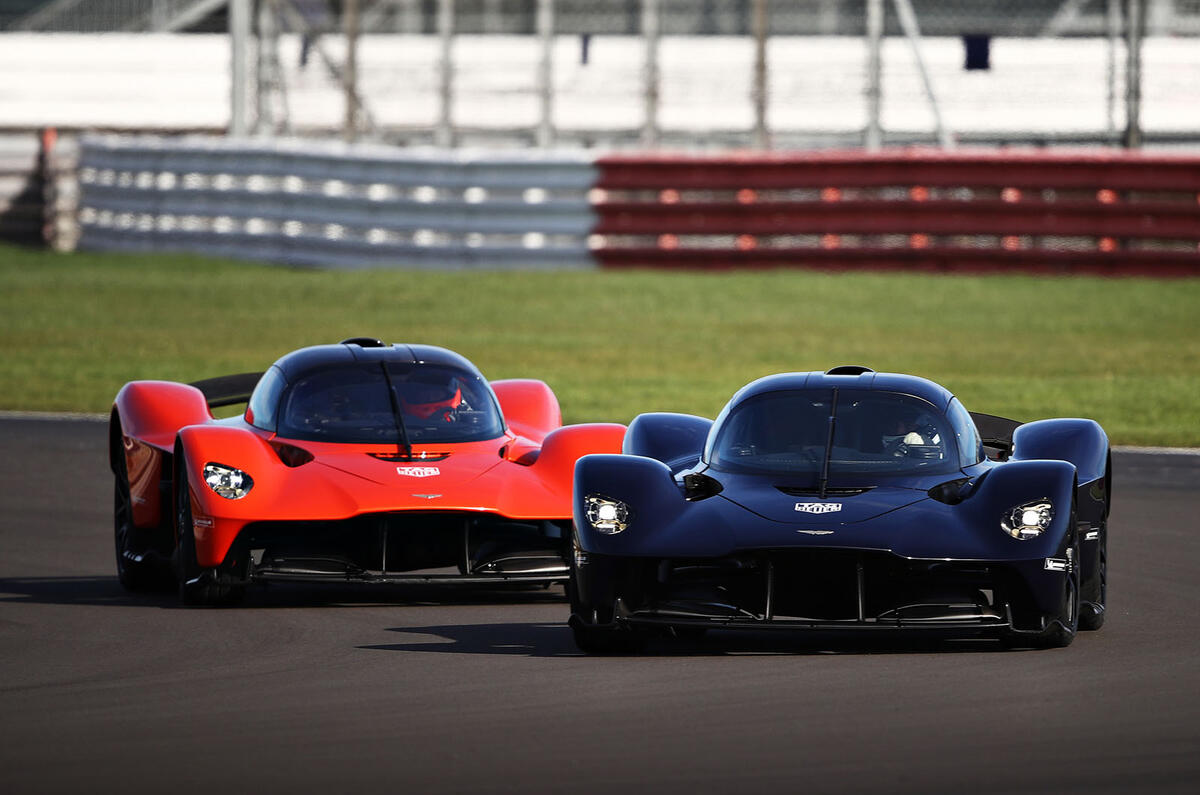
[622,412,712,470]
[1012,418,1109,485]
[491,379,561,443]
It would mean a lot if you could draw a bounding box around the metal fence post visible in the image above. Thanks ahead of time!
[1107,0,1122,141]
[1124,0,1144,148]
[642,0,660,148]
[892,0,953,148]
[256,0,283,136]
[229,0,251,137]
[536,0,554,147]
[865,0,883,151]
[436,0,455,148]
[344,0,360,142]
[752,0,769,150]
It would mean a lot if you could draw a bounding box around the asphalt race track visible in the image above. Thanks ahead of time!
[2,417,1199,794]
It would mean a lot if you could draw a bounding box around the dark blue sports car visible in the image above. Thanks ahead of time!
[569,366,1109,652]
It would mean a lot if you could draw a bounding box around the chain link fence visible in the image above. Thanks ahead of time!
[3,1,1199,147]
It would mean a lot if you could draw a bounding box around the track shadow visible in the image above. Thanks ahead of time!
[245,581,568,609]
[0,575,568,610]
[0,576,177,608]
[361,622,579,657]
[361,622,1010,658]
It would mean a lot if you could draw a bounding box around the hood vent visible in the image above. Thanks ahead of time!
[775,485,874,497]
[368,451,450,463]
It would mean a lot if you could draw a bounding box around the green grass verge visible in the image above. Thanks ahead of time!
[2,242,1198,446]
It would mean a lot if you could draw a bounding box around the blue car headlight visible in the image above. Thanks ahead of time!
[1001,499,1053,540]
[203,462,253,500]
[584,494,631,535]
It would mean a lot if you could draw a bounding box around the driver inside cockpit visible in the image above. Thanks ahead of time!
[881,406,942,458]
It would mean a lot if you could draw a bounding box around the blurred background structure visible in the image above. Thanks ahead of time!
[2,1,1198,267]
[2,1,1199,148]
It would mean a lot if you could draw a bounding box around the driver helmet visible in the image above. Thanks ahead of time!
[398,379,463,421]
[881,406,940,449]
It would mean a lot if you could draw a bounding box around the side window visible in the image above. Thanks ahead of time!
[247,366,286,432]
[947,398,984,467]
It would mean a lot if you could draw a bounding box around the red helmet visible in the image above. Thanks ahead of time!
[400,382,462,421]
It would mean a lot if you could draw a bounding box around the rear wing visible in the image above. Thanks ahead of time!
[969,412,1022,461]
[189,372,264,409]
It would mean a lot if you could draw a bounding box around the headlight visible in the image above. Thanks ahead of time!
[1001,499,1053,540]
[203,463,253,500]
[584,495,631,535]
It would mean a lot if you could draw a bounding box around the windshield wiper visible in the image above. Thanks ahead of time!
[379,363,414,460]
[818,387,839,500]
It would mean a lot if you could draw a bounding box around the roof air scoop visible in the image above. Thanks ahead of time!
[340,337,385,347]
[825,365,874,376]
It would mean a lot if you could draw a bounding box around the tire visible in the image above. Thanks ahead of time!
[1079,519,1107,631]
[567,528,644,654]
[1027,531,1081,649]
[175,464,244,607]
[114,449,158,591]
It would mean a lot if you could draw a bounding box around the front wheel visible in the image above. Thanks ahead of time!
[1023,533,1080,650]
[1079,520,1106,631]
[566,529,644,654]
[175,466,244,607]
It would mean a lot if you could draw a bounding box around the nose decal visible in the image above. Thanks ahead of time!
[397,466,440,478]
[794,502,842,514]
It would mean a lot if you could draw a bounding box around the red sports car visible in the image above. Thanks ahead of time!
[110,338,625,605]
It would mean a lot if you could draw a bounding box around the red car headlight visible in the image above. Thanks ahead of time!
[203,462,254,500]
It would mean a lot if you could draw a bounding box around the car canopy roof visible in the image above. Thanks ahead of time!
[273,342,484,384]
[728,370,954,413]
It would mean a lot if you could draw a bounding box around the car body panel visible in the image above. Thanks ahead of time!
[574,455,1078,563]
[172,420,626,568]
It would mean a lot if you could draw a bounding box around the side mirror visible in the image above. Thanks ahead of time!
[682,471,723,502]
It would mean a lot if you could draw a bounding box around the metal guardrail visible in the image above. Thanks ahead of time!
[76,135,597,268]
[70,136,1200,275]
[592,150,1200,275]
[77,138,598,188]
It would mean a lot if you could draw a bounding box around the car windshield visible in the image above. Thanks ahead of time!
[276,364,504,444]
[709,389,960,480]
